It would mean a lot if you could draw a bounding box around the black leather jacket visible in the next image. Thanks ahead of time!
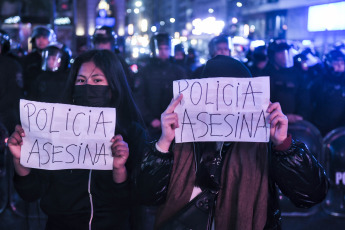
[136,139,329,230]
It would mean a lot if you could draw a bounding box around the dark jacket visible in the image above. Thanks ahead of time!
[21,51,43,97]
[134,58,187,139]
[14,122,147,230]
[136,138,329,230]
[0,55,23,133]
[309,72,345,136]
[262,63,308,117]
[28,71,70,103]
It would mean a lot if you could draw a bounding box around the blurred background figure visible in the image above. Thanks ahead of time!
[193,34,231,78]
[0,30,23,134]
[208,34,231,57]
[91,25,135,91]
[21,26,56,97]
[134,32,187,140]
[27,42,72,103]
[173,43,190,76]
[263,38,310,123]
[309,49,345,136]
[91,25,118,52]
[246,45,268,77]
[186,47,199,73]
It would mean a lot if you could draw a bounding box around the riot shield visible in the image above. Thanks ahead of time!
[0,122,8,214]
[280,120,323,216]
[322,127,345,216]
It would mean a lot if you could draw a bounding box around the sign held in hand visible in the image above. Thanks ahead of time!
[173,77,270,143]
[20,99,116,170]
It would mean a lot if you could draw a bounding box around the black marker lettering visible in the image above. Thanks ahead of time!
[94,111,112,137]
[242,81,263,109]
[42,142,52,165]
[83,144,94,165]
[66,144,77,163]
[181,109,196,142]
[49,107,59,133]
[190,81,202,105]
[205,83,214,105]
[209,114,223,137]
[196,112,209,138]
[27,139,40,166]
[72,112,85,136]
[36,109,47,131]
[52,145,63,163]
[24,103,36,132]
[224,114,234,137]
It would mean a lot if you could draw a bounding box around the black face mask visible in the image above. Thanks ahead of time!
[73,85,112,107]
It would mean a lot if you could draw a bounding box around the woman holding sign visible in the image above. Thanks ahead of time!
[137,55,329,230]
[8,50,147,229]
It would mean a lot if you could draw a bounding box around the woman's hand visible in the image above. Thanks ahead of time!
[111,135,129,183]
[157,94,183,152]
[267,102,288,146]
[8,125,31,176]
[8,125,25,160]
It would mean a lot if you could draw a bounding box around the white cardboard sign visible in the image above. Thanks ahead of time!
[19,99,116,170]
[173,77,270,143]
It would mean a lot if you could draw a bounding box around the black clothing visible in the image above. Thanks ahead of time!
[14,122,147,230]
[28,71,70,103]
[134,58,187,140]
[309,72,345,136]
[191,64,205,79]
[0,55,23,133]
[22,51,43,97]
[137,139,328,230]
[263,63,308,117]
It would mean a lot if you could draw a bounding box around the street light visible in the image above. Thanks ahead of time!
[140,19,148,32]
[170,18,175,23]
[237,2,243,7]
[134,8,139,14]
[135,1,142,7]
[208,8,214,13]
[151,26,157,32]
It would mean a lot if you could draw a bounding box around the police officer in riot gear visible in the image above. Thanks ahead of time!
[192,34,231,78]
[135,33,187,140]
[91,25,136,90]
[0,30,23,133]
[263,39,309,123]
[208,35,231,57]
[309,49,345,136]
[91,25,118,52]
[22,26,56,97]
[28,43,72,103]
[174,44,191,76]
[246,45,268,77]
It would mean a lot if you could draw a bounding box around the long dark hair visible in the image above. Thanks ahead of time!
[64,49,144,136]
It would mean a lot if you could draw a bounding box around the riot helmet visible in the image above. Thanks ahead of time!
[31,26,56,51]
[0,29,11,55]
[41,43,72,72]
[91,26,118,51]
[253,45,267,62]
[150,33,172,60]
[267,39,294,69]
[208,35,231,58]
[301,48,321,68]
[174,43,186,61]
[293,53,309,71]
[334,41,345,55]
[324,49,345,76]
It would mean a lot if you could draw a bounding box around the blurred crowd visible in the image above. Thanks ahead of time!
[1,25,345,140]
